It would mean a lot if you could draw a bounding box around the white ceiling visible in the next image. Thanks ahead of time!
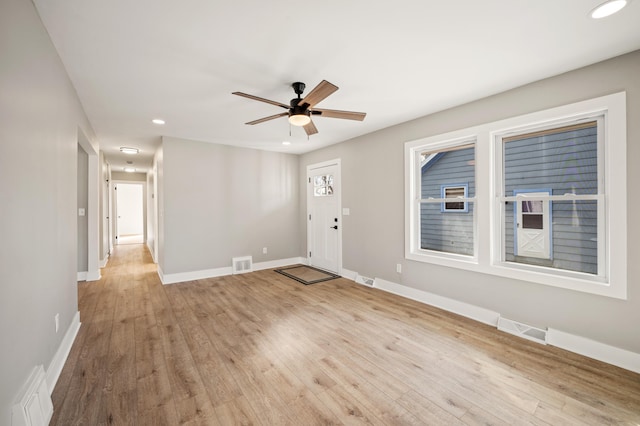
[33,0,640,173]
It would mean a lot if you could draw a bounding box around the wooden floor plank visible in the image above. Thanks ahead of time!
[146,273,218,424]
[133,277,180,424]
[52,276,118,425]
[97,275,138,425]
[51,244,640,425]
[49,278,104,424]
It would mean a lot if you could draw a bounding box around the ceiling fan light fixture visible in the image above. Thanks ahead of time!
[590,0,628,18]
[288,113,311,127]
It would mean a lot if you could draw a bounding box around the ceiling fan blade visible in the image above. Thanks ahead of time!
[311,108,366,121]
[245,112,288,125]
[303,119,318,136]
[232,92,289,109]
[298,80,338,108]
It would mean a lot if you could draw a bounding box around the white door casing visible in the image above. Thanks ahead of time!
[515,190,551,259]
[307,160,342,273]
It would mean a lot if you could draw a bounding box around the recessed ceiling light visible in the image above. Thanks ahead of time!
[152,118,165,125]
[590,0,628,18]
[120,147,139,154]
[124,167,136,173]
[282,141,291,145]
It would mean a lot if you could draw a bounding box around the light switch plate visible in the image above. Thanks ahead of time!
[78,208,85,216]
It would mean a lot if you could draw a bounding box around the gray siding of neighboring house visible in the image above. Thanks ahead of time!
[420,147,475,255]
[504,125,598,274]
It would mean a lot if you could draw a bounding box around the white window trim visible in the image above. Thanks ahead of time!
[405,92,627,299]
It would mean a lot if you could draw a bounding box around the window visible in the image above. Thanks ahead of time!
[441,184,469,212]
[405,92,627,299]
[498,121,600,274]
[409,140,476,258]
[313,174,334,197]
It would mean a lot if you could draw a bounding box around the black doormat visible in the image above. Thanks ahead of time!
[274,265,341,285]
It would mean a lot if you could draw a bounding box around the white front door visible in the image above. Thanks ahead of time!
[515,191,551,259]
[307,161,341,273]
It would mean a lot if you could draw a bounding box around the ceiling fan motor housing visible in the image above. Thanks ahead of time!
[290,104,310,118]
[290,90,309,117]
[292,81,306,96]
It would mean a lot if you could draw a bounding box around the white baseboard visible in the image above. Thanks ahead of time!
[99,255,109,268]
[547,328,640,374]
[45,311,81,394]
[253,257,307,271]
[158,265,231,285]
[340,268,358,281]
[373,277,500,326]
[78,269,101,282]
[346,272,640,373]
[159,256,307,285]
[85,269,100,281]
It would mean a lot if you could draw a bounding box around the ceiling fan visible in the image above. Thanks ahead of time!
[232,80,366,136]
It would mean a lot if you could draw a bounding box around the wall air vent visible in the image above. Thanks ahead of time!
[11,365,53,426]
[497,316,547,345]
[355,274,375,287]
[232,256,253,274]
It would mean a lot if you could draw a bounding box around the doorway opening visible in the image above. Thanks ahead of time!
[114,183,144,245]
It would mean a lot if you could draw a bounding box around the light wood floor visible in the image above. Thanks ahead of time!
[51,244,640,425]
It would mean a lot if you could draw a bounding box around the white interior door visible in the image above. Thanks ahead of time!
[516,191,551,259]
[115,183,144,244]
[307,161,341,273]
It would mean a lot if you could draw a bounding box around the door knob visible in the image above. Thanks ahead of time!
[330,225,338,230]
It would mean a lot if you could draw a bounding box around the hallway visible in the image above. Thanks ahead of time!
[50,244,640,425]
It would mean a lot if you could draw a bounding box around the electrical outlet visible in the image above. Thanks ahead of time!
[55,314,60,333]
[396,263,402,274]
[262,247,268,254]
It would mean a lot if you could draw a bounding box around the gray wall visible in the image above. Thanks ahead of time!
[300,50,640,354]
[77,146,88,272]
[0,0,97,423]
[159,137,300,275]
